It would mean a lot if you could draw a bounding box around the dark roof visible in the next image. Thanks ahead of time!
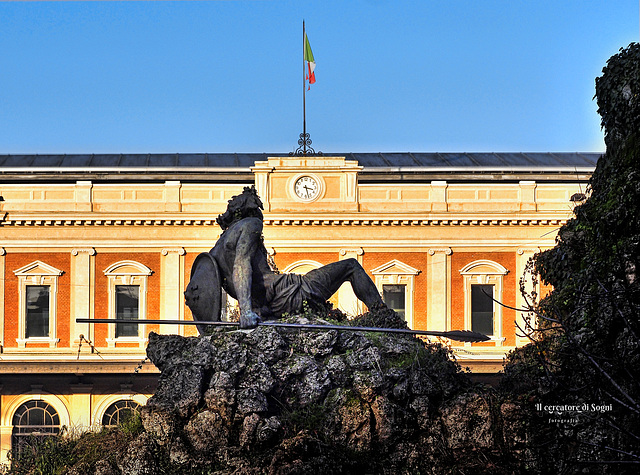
[0,152,600,183]
[0,152,599,170]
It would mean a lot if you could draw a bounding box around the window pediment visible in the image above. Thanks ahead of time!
[459,260,508,276]
[371,260,420,276]
[282,260,323,274]
[14,261,63,277]
[104,261,152,276]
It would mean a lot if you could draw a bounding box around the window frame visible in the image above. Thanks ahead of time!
[459,260,508,346]
[372,259,420,329]
[11,400,61,458]
[13,261,63,348]
[101,399,141,427]
[104,261,152,348]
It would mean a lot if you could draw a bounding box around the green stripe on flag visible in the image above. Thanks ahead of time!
[304,34,315,63]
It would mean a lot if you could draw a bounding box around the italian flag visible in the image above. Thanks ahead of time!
[304,33,316,86]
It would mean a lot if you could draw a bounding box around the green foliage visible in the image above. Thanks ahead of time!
[6,414,144,475]
[280,402,327,436]
[596,42,640,152]
[503,42,640,468]
[7,434,76,475]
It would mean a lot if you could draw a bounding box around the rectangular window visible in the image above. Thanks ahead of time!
[115,285,139,338]
[25,285,50,338]
[471,284,494,336]
[383,284,406,320]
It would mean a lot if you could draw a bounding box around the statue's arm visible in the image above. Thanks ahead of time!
[231,220,262,328]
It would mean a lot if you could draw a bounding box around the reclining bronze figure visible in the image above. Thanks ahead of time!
[184,186,386,331]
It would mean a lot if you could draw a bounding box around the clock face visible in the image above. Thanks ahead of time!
[294,175,320,201]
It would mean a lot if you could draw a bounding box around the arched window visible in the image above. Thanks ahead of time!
[101,400,141,427]
[11,400,61,457]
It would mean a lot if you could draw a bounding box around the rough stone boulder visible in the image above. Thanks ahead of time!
[106,309,525,474]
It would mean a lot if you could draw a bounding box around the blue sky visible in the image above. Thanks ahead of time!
[0,1,637,154]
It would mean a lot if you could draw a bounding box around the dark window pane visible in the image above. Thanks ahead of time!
[26,286,49,338]
[115,285,139,337]
[383,284,406,320]
[471,285,493,335]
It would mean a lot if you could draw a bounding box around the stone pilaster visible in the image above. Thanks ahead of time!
[427,248,452,331]
[516,247,540,346]
[164,181,182,212]
[519,181,537,211]
[74,181,93,212]
[0,248,5,348]
[160,248,186,335]
[71,248,96,345]
[430,181,448,212]
[338,248,364,316]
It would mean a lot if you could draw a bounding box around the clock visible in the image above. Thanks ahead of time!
[293,175,320,201]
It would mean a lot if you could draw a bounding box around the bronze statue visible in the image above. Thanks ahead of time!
[185,186,385,331]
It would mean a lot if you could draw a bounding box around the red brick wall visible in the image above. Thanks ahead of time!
[3,252,71,348]
[94,253,160,346]
[451,252,517,346]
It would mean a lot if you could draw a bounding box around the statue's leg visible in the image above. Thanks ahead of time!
[304,258,384,309]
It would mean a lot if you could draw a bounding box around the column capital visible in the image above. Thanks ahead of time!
[428,247,452,256]
[517,247,541,255]
[161,247,186,256]
[0,247,5,256]
[340,247,364,256]
[72,248,96,256]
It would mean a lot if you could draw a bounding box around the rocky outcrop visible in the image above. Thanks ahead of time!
[99,310,526,474]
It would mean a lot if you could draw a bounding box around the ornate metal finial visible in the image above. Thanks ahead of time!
[290,132,322,156]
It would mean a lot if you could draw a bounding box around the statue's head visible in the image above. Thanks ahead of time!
[217,186,264,230]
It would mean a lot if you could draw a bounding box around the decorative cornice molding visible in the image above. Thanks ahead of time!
[3,217,217,227]
[161,248,186,256]
[71,248,96,256]
[263,218,566,227]
[428,248,452,256]
[2,216,568,228]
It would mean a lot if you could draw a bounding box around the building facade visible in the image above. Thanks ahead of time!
[0,152,597,461]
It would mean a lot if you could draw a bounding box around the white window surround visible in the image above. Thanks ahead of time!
[281,260,323,274]
[371,259,420,329]
[1,391,71,429]
[13,261,63,349]
[104,261,152,348]
[459,260,509,346]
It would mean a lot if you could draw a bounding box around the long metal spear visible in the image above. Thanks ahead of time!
[76,318,490,343]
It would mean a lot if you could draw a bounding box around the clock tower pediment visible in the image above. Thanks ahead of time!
[252,156,361,213]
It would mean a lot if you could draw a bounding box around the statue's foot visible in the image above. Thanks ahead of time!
[239,310,261,329]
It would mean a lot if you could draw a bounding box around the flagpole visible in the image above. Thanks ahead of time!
[302,20,307,154]
[290,20,319,156]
